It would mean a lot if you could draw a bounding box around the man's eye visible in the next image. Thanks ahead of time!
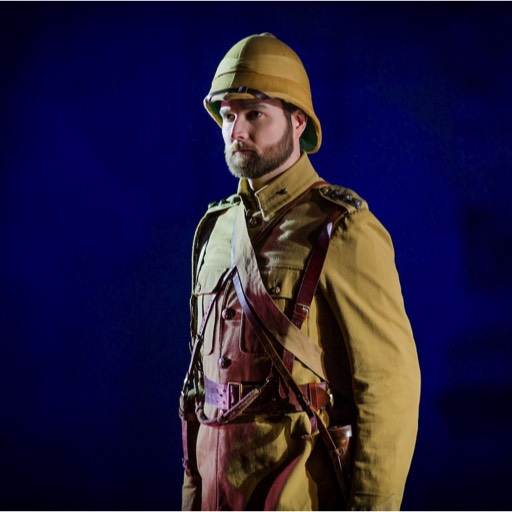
[222,113,235,122]
[247,111,262,120]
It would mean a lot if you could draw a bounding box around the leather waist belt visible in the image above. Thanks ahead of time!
[204,375,332,414]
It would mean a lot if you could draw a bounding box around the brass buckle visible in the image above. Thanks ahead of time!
[227,381,244,409]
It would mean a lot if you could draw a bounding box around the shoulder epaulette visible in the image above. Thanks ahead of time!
[191,193,242,300]
[317,184,368,214]
[206,194,241,213]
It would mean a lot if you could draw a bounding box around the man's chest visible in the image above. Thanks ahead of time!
[200,202,327,277]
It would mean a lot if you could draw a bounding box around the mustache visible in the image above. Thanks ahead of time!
[229,141,256,153]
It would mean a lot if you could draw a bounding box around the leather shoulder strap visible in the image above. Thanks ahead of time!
[283,203,348,379]
[291,203,349,328]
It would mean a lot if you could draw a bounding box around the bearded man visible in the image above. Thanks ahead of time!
[179,33,421,511]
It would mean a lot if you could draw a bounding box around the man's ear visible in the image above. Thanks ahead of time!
[291,109,308,141]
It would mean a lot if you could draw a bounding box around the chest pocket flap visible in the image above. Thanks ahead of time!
[195,265,229,355]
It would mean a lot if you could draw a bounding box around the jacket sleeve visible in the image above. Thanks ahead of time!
[320,207,421,510]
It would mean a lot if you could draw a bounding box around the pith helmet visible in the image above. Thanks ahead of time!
[204,33,322,153]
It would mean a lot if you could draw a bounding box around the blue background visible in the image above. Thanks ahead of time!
[1,2,511,510]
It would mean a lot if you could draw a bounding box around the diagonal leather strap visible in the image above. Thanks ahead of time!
[231,203,345,393]
[232,270,319,435]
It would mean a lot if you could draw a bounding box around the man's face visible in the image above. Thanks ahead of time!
[219,99,294,180]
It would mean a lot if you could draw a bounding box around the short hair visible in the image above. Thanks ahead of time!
[281,100,307,122]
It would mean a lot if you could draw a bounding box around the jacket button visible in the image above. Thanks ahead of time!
[222,308,236,320]
[218,356,231,369]
[270,285,281,295]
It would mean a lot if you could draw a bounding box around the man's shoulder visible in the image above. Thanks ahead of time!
[192,193,241,256]
[204,193,241,214]
[314,183,369,216]
[192,193,240,238]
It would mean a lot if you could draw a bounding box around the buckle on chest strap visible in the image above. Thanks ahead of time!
[227,381,245,409]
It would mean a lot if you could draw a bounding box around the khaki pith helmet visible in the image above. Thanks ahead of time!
[204,33,322,153]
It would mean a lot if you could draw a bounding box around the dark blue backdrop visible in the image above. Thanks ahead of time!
[1,2,511,510]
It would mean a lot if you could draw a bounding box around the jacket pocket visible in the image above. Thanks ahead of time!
[195,265,228,356]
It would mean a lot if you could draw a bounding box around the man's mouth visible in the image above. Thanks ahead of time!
[231,142,255,154]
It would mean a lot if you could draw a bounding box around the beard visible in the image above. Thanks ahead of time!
[224,121,294,180]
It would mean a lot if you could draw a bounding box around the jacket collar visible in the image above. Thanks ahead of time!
[237,153,321,221]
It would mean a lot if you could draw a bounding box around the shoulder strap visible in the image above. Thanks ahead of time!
[281,203,348,381]
[291,203,349,328]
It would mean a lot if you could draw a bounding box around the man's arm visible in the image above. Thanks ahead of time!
[321,207,421,510]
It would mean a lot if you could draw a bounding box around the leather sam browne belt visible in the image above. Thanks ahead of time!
[204,375,332,414]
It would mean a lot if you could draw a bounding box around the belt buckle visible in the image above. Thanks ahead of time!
[227,381,244,408]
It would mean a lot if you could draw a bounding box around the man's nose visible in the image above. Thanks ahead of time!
[230,116,249,141]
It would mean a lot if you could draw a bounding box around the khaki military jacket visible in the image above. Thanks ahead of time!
[182,154,421,511]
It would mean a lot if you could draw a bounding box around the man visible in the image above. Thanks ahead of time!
[180,33,420,511]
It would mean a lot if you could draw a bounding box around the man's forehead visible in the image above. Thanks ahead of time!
[219,98,282,112]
